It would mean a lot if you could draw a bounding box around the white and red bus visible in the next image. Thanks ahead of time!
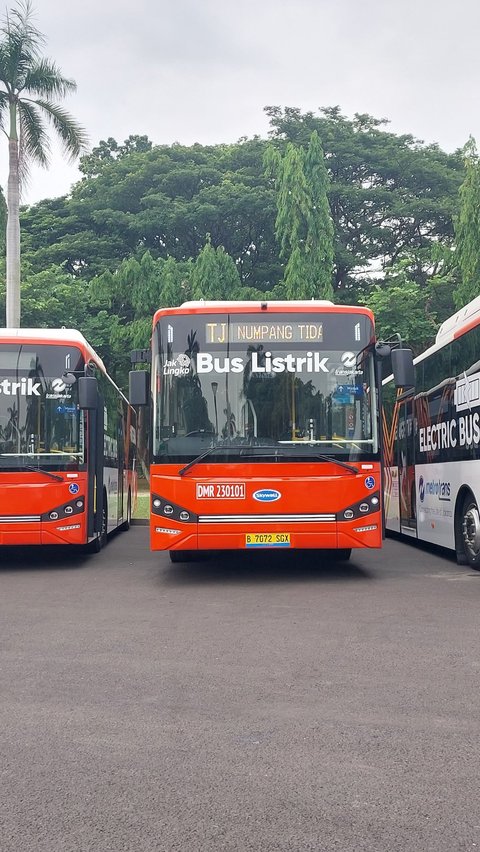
[130,300,411,562]
[383,294,480,567]
[0,328,137,550]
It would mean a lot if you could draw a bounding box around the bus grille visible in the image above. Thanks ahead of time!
[0,515,42,523]
[198,514,336,524]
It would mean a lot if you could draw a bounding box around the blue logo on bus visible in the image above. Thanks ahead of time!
[419,476,425,502]
[364,475,375,490]
[253,489,281,502]
[69,483,80,495]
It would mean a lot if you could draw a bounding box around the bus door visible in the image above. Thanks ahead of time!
[398,398,417,535]
[117,407,125,524]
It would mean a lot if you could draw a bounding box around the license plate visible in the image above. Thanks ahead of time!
[245,532,291,547]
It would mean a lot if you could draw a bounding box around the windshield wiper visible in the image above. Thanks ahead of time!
[0,453,65,480]
[21,464,63,481]
[312,454,358,474]
[237,447,359,474]
[179,446,222,477]
[178,446,359,477]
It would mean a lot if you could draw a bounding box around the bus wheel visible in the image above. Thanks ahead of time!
[334,549,352,561]
[460,494,480,569]
[87,534,102,554]
[99,493,108,548]
[120,491,131,531]
[86,499,107,553]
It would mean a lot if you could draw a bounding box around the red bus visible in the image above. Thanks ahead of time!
[0,328,137,550]
[130,300,411,562]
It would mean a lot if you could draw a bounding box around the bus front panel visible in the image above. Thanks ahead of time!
[0,342,88,545]
[149,309,381,553]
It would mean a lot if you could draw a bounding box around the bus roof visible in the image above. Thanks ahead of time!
[0,328,106,372]
[435,294,480,345]
[383,294,480,387]
[153,300,374,325]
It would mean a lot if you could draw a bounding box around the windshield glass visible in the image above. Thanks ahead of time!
[0,344,85,470]
[153,312,378,463]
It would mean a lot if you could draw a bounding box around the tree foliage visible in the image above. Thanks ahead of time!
[264,132,334,299]
[453,138,480,308]
[303,131,334,299]
[362,258,438,354]
[9,105,472,385]
[265,106,461,296]
[0,0,87,326]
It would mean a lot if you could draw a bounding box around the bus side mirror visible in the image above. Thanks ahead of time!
[392,348,415,389]
[129,370,150,406]
[78,376,98,409]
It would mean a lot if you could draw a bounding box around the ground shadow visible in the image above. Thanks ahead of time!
[385,530,462,566]
[162,548,374,586]
[0,545,96,571]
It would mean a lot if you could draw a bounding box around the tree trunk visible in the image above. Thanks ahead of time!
[6,133,20,328]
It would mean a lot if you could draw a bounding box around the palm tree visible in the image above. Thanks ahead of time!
[0,1,88,327]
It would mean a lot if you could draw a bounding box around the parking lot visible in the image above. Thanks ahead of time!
[1,528,480,852]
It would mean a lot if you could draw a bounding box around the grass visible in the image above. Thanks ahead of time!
[134,489,150,520]
[133,479,150,520]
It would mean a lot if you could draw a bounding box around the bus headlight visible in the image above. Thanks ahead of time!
[43,497,85,522]
[150,493,197,523]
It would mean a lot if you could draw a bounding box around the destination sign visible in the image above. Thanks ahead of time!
[205,322,323,345]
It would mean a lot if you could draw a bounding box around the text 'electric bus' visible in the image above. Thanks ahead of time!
[383,294,480,568]
[0,329,137,550]
[130,300,412,562]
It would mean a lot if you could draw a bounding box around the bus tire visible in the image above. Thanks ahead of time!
[87,534,102,554]
[86,497,107,553]
[120,490,131,531]
[99,491,108,549]
[334,548,352,561]
[458,493,480,569]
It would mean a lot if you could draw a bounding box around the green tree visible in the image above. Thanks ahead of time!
[266,142,310,297]
[160,255,188,306]
[22,138,279,289]
[0,0,87,326]
[265,105,462,296]
[454,137,480,309]
[191,238,241,299]
[20,116,461,306]
[266,133,335,299]
[10,106,467,384]
[88,251,195,383]
[361,257,439,354]
[78,134,152,178]
[304,131,335,299]
[0,260,89,328]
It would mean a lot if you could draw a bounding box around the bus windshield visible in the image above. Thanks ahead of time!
[0,344,85,469]
[153,312,378,463]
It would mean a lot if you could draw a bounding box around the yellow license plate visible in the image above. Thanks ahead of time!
[245,532,291,547]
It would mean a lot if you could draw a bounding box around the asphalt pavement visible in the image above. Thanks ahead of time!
[1,528,480,852]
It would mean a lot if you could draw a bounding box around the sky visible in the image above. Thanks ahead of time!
[1,0,479,205]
